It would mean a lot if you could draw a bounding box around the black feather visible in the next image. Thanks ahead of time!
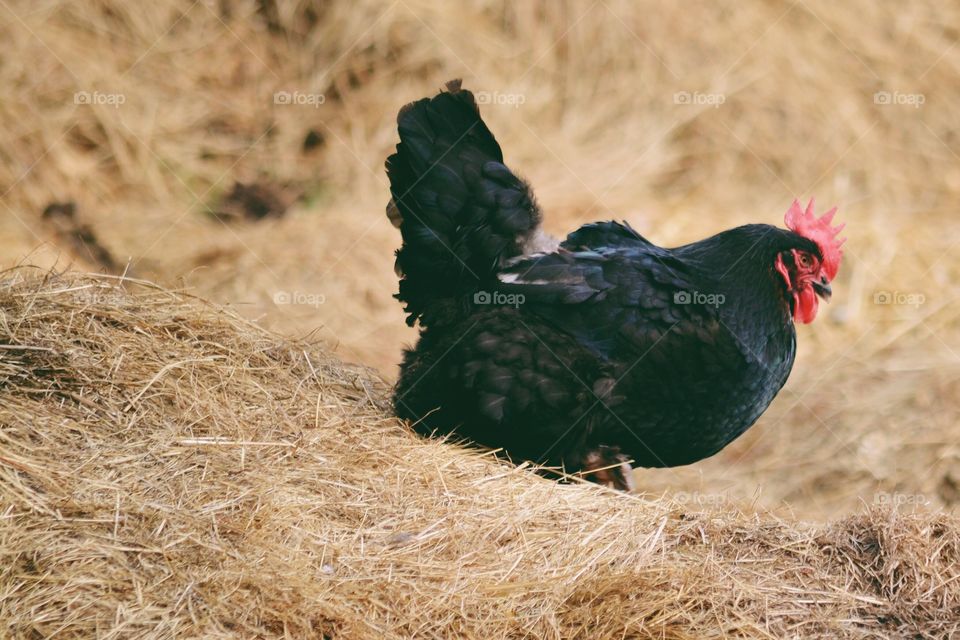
[389,82,823,484]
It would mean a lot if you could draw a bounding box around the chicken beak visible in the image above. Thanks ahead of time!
[812,276,832,302]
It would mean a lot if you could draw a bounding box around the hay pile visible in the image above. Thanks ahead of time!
[3,0,960,522]
[1,269,958,639]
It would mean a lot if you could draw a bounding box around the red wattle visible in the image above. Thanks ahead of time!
[794,286,819,324]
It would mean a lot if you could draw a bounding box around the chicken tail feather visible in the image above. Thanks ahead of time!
[386,80,544,327]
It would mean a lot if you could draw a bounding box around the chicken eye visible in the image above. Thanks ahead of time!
[797,252,812,268]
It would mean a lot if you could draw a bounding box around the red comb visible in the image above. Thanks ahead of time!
[784,198,845,281]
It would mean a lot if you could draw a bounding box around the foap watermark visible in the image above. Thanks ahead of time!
[674,290,725,307]
[873,290,925,308]
[673,91,725,108]
[674,491,727,507]
[873,90,925,108]
[274,90,325,108]
[76,285,128,306]
[273,290,326,308]
[474,290,525,308]
[74,90,126,108]
[875,492,928,507]
[475,91,525,108]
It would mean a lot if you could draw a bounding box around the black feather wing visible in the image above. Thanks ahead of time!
[498,240,738,363]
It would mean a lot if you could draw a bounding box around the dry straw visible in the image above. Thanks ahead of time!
[1,269,957,638]
[2,1,960,635]
[1,1,959,522]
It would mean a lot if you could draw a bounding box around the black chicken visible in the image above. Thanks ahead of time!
[386,81,845,490]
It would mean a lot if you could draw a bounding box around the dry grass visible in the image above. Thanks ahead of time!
[2,1,960,635]
[1,1,959,522]
[1,269,958,639]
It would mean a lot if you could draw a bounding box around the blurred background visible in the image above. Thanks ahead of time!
[2,0,958,520]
